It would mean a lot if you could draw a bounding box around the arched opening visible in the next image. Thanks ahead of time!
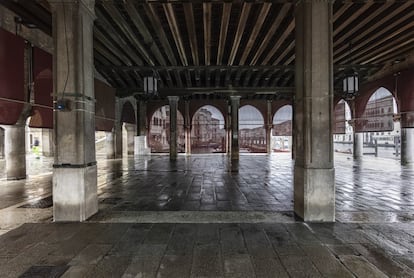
[333,100,353,154]
[272,105,292,152]
[358,87,400,159]
[239,105,266,153]
[149,105,185,153]
[191,105,225,153]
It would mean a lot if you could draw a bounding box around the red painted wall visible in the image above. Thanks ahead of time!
[0,28,25,124]
[95,79,115,131]
[30,47,53,128]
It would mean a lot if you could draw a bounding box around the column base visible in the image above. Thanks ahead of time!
[294,165,335,222]
[53,164,98,222]
[134,136,151,155]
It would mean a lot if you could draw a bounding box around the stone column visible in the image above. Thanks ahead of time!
[124,123,135,155]
[105,131,115,159]
[168,96,179,160]
[51,0,98,221]
[230,96,241,160]
[41,128,54,157]
[0,127,4,159]
[135,99,150,155]
[266,100,272,154]
[184,99,191,155]
[401,112,414,164]
[353,132,363,159]
[294,1,335,222]
[226,102,231,155]
[4,125,26,180]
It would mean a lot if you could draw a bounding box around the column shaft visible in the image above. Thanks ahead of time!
[5,125,26,180]
[230,96,240,160]
[125,124,136,155]
[294,1,335,222]
[168,96,179,160]
[52,0,97,221]
[353,132,363,159]
[41,128,54,157]
[401,128,414,165]
[184,100,191,155]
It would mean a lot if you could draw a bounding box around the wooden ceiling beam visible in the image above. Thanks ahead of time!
[125,2,167,66]
[333,2,374,37]
[333,2,352,22]
[163,3,188,66]
[217,3,232,65]
[144,4,178,65]
[251,69,264,87]
[95,8,144,66]
[183,3,199,65]
[262,20,294,65]
[239,3,271,65]
[250,4,291,65]
[228,3,251,65]
[174,70,183,88]
[243,69,253,87]
[102,3,155,65]
[184,70,192,88]
[94,42,123,66]
[355,31,414,65]
[272,41,294,65]
[195,69,201,87]
[203,2,212,65]
[375,43,414,66]
[334,1,394,48]
[94,29,132,66]
[334,2,413,62]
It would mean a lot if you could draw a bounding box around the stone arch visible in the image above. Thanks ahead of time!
[188,100,227,127]
[121,101,136,124]
[239,105,266,153]
[356,87,398,133]
[191,105,226,153]
[272,105,292,152]
[148,105,185,153]
[240,101,267,124]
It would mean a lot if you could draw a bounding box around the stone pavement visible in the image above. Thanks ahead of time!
[0,153,413,277]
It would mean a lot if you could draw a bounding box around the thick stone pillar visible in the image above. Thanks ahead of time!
[42,128,54,157]
[4,125,26,180]
[184,99,191,155]
[168,96,179,160]
[125,123,135,155]
[353,132,363,159]
[51,0,98,221]
[230,96,241,160]
[294,1,335,222]
[401,128,414,165]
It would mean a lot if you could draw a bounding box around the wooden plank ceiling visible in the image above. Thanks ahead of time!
[3,0,414,100]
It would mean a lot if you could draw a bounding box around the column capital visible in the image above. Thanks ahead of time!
[229,95,241,102]
[167,96,180,103]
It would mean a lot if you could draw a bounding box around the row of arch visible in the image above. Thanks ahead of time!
[118,86,399,154]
